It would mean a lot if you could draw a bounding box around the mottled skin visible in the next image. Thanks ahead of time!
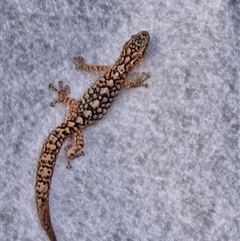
[35,31,150,241]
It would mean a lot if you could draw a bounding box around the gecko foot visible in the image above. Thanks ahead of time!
[74,56,86,71]
[49,80,71,106]
[65,145,85,168]
[66,151,85,168]
[124,72,150,88]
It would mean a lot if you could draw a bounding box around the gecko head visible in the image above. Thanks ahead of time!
[122,31,150,68]
[131,31,150,56]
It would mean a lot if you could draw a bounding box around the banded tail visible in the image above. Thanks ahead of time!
[35,123,74,241]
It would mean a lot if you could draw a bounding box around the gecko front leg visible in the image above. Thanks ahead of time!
[74,56,111,73]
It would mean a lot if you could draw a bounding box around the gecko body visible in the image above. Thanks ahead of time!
[35,31,150,241]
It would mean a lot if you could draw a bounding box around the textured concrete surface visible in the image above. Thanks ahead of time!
[1,1,239,241]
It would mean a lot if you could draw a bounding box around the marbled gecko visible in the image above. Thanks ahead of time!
[35,31,150,241]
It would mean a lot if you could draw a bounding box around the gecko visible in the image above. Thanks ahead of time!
[35,31,150,241]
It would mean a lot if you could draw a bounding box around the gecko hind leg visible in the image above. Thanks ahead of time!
[124,72,150,88]
[49,80,71,106]
[65,129,85,168]
[74,56,111,73]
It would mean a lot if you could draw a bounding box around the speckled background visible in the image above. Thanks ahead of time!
[1,1,239,241]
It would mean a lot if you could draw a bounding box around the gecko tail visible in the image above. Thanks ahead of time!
[37,199,57,241]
